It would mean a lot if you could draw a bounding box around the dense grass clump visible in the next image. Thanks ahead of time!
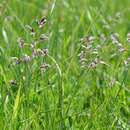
[0,0,130,130]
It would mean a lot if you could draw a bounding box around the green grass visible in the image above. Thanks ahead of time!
[0,0,130,129]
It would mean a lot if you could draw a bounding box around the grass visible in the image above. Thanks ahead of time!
[0,0,130,129]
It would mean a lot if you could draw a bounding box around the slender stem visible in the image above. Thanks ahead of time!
[48,55,65,129]
[115,66,129,99]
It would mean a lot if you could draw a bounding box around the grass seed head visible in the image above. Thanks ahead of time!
[39,16,47,28]
[9,80,17,86]
[39,34,48,41]
[124,58,130,66]
[25,25,35,36]
[10,57,21,66]
[80,35,95,44]
[17,37,24,48]
[42,48,48,56]
[22,54,31,63]
[127,33,130,42]
[110,33,119,44]
[40,63,50,72]
[99,34,106,42]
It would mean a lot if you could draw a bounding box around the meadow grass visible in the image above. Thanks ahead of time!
[0,0,130,129]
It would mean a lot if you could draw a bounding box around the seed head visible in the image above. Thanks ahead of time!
[10,57,21,66]
[9,80,17,85]
[110,33,119,44]
[39,34,48,41]
[99,34,106,42]
[80,36,95,44]
[40,63,50,72]
[42,49,48,56]
[25,25,35,36]
[124,57,130,66]
[38,16,47,28]
[22,54,31,63]
[127,33,130,42]
[17,38,24,48]
[32,48,48,57]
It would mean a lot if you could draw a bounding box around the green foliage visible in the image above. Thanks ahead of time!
[0,0,130,129]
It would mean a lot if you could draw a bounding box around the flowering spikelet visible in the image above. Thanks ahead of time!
[40,63,50,72]
[99,34,106,42]
[80,35,95,44]
[110,33,119,44]
[124,58,130,66]
[39,34,48,41]
[17,38,24,48]
[38,16,47,28]
[88,58,98,68]
[32,48,48,58]
[25,25,35,36]
[9,80,17,85]
[10,57,21,66]
[127,33,130,42]
[22,54,31,63]
[42,49,48,56]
